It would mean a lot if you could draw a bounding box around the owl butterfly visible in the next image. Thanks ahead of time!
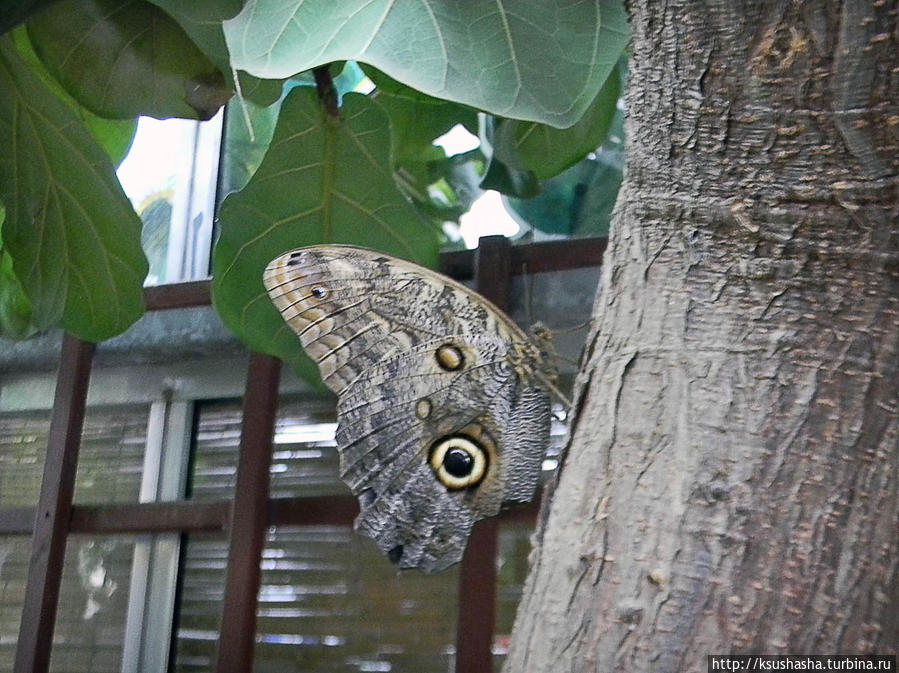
[264,245,556,572]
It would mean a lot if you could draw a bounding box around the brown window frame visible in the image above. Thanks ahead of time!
[2,235,606,673]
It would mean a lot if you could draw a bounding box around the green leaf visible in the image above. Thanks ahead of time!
[492,60,623,179]
[365,68,482,223]
[219,97,282,198]
[0,0,60,34]
[224,0,630,128]
[0,202,38,338]
[27,0,232,120]
[81,115,138,167]
[11,27,137,165]
[479,157,540,199]
[147,0,243,61]
[507,158,619,237]
[366,67,478,164]
[427,148,485,213]
[148,0,284,107]
[477,112,538,198]
[508,103,624,237]
[393,146,487,226]
[0,35,148,341]
[212,87,439,381]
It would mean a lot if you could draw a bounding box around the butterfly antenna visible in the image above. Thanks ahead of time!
[551,319,593,335]
[537,371,572,411]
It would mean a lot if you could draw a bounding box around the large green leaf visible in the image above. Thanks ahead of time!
[27,0,231,120]
[12,27,137,165]
[478,116,539,198]
[224,0,630,128]
[0,35,148,340]
[479,153,540,199]
[492,59,623,180]
[364,67,481,224]
[148,0,284,106]
[402,147,486,225]
[218,64,374,202]
[212,87,439,381]
[147,0,242,63]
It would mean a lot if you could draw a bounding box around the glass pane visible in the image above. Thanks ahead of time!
[190,397,344,501]
[0,411,50,507]
[0,405,149,507]
[74,406,150,504]
[172,534,227,672]
[0,536,135,673]
[270,398,343,499]
[117,114,222,285]
[173,527,458,673]
[0,536,31,670]
[47,537,136,673]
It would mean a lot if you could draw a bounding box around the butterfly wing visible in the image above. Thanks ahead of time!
[264,245,551,571]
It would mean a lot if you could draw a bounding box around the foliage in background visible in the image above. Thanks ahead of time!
[0,0,629,382]
[508,92,626,238]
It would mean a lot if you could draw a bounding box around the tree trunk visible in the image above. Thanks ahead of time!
[504,2,898,671]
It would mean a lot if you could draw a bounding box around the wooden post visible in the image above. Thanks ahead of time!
[455,235,511,673]
[15,335,95,673]
[214,353,281,673]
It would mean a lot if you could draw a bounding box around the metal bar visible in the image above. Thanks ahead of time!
[214,353,282,673]
[454,235,512,673]
[122,400,170,672]
[14,334,95,673]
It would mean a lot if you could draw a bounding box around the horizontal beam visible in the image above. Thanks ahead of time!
[143,279,211,310]
[440,236,607,280]
[70,500,230,534]
[0,496,538,536]
[141,237,608,311]
[267,494,359,526]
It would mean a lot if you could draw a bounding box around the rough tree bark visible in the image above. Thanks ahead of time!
[505,2,898,671]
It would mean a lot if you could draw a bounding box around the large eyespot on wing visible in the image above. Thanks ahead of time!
[427,421,497,492]
[332,332,548,501]
[331,335,498,495]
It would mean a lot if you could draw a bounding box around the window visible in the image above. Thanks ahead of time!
[117,115,223,285]
[0,236,602,672]
[0,403,152,672]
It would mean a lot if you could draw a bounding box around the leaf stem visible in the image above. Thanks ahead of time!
[313,65,338,117]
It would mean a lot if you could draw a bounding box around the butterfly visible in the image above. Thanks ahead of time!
[264,245,555,571]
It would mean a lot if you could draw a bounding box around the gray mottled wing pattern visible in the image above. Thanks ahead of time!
[263,245,551,572]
